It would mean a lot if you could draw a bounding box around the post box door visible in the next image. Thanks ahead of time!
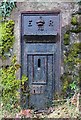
[21,12,61,109]
[27,54,54,109]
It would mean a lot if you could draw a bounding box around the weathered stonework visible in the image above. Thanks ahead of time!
[8,1,79,93]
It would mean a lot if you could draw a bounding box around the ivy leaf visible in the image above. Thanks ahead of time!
[70,81,76,90]
[0,1,16,18]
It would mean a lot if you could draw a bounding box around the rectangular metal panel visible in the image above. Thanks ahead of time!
[21,12,60,109]
[27,54,54,109]
[30,85,46,94]
[23,14,60,35]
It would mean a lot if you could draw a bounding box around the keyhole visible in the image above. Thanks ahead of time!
[38,59,41,68]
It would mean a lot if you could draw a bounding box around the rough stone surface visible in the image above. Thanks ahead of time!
[9,1,79,91]
[2,1,78,93]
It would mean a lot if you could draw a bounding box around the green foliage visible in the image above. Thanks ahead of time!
[64,43,81,65]
[61,73,72,96]
[71,16,78,25]
[64,33,70,45]
[70,26,81,33]
[0,1,16,59]
[62,42,81,97]
[62,7,81,97]
[70,15,81,33]
[0,0,16,19]
[1,55,28,112]
[70,81,77,90]
[78,0,81,5]
[0,20,15,58]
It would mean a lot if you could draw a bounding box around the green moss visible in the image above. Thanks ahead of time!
[1,55,27,112]
[62,8,81,98]
[70,26,81,33]
[64,33,69,39]
[71,16,78,25]
[64,33,70,45]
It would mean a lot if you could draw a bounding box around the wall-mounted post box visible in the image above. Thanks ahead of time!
[21,12,61,109]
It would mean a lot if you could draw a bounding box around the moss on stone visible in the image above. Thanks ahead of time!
[64,33,70,45]
[71,16,78,25]
[70,26,81,33]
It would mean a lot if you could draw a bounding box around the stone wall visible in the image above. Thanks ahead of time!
[10,2,78,57]
[6,1,79,93]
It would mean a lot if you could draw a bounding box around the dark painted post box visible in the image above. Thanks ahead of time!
[21,12,60,109]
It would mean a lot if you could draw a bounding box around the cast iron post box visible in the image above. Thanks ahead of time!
[21,12,60,109]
